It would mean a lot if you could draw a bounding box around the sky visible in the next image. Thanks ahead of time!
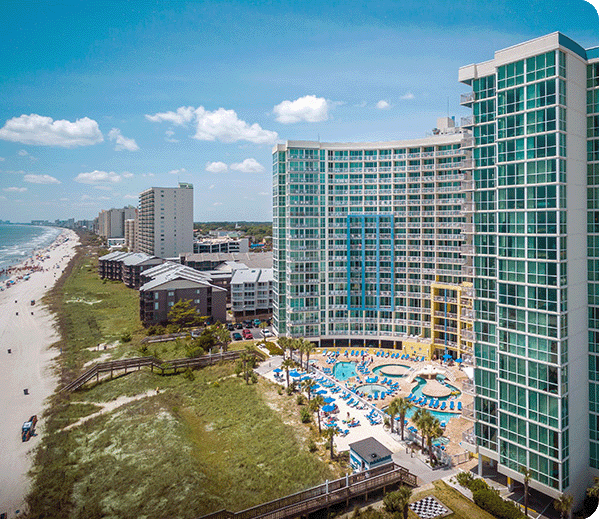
[0,0,598,223]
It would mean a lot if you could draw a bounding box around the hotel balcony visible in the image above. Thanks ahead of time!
[460,92,475,106]
[461,244,475,255]
[462,265,475,277]
[461,329,475,341]
[460,116,474,129]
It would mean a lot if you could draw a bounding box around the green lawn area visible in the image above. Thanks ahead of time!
[28,239,339,519]
[408,480,496,519]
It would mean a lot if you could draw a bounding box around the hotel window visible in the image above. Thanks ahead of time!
[497,60,524,89]
[527,134,557,159]
[497,115,524,139]
[526,51,556,82]
[526,79,556,109]
[498,87,524,115]
[526,107,556,134]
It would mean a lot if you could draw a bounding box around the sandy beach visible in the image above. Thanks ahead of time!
[0,229,79,519]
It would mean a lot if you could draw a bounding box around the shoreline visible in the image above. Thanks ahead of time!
[0,228,80,519]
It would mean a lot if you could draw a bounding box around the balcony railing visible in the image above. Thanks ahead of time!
[460,92,475,105]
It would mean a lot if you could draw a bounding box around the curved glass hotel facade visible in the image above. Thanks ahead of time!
[274,32,599,505]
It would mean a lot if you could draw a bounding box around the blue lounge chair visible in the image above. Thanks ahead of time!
[440,401,446,410]
[450,400,455,410]
[458,401,462,411]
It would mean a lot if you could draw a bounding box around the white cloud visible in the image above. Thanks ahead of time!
[168,168,186,175]
[208,184,215,189]
[146,106,278,144]
[400,92,415,100]
[0,157,4,161]
[258,192,269,196]
[4,186,27,192]
[376,100,391,110]
[205,161,228,173]
[142,172,155,178]
[122,171,133,178]
[273,95,330,124]
[0,114,103,147]
[18,149,28,156]
[23,174,61,184]
[145,106,196,126]
[230,158,265,174]
[124,194,138,200]
[74,170,121,184]
[213,202,222,206]
[164,129,179,143]
[93,185,113,191]
[108,128,139,151]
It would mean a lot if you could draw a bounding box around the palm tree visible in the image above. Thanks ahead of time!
[302,378,316,401]
[412,407,431,453]
[322,425,339,459]
[587,476,599,499]
[553,493,573,519]
[281,358,294,389]
[388,398,400,434]
[278,337,291,358]
[424,416,443,464]
[310,395,325,433]
[303,340,315,371]
[395,397,413,440]
[383,486,412,519]
[520,466,531,517]
[295,338,304,367]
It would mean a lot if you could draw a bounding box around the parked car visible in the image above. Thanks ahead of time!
[227,323,235,331]
[235,322,243,329]
[253,319,261,327]
[261,329,273,338]
[232,332,243,341]
[242,329,253,340]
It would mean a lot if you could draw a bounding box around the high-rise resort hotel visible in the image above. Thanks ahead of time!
[273,33,599,505]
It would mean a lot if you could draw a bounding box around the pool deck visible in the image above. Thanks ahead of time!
[259,347,475,463]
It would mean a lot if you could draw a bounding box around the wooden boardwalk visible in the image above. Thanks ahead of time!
[60,351,244,392]
[198,462,418,519]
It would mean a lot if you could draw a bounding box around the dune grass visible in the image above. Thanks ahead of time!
[28,237,339,518]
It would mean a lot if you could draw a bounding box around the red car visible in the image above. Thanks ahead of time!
[242,329,253,340]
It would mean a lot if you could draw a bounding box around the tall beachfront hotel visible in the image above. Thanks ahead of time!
[273,33,599,503]
[138,183,194,258]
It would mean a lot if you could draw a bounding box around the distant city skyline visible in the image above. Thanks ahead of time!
[0,0,597,222]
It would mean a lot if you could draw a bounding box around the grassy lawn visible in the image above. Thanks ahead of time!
[407,480,496,519]
[28,237,340,518]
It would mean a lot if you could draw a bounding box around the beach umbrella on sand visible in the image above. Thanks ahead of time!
[322,404,335,413]
[442,353,452,360]
[273,368,282,373]
[455,358,463,363]
[324,396,335,404]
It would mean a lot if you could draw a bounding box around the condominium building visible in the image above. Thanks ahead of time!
[273,117,475,362]
[274,31,599,505]
[138,183,194,258]
[193,237,249,254]
[231,268,273,319]
[97,206,137,239]
[458,32,598,502]
[124,218,137,252]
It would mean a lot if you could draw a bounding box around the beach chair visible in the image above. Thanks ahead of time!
[458,401,462,411]
[440,401,446,411]
[449,400,455,410]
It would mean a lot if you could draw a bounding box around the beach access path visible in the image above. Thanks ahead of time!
[0,229,79,519]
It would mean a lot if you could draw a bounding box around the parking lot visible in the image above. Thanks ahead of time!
[228,319,273,342]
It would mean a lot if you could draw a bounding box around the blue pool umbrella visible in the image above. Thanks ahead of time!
[455,358,463,363]
[311,383,320,389]
[324,396,335,403]
[442,353,452,360]
[322,404,336,413]
[300,375,311,381]
[273,368,282,373]
[316,389,327,395]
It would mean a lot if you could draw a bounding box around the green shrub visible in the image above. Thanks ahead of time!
[183,367,195,381]
[469,477,491,493]
[473,488,526,519]
[120,332,132,343]
[296,394,306,406]
[454,471,474,489]
[250,372,258,384]
[308,441,317,452]
[300,408,312,423]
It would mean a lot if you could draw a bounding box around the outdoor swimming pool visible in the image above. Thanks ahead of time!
[355,383,387,396]
[333,361,357,381]
[372,364,411,378]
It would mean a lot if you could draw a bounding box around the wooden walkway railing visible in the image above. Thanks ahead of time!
[198,462,417,519]
[60,351,244,392]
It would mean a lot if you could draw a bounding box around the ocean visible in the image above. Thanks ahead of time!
[0,224,63,280]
